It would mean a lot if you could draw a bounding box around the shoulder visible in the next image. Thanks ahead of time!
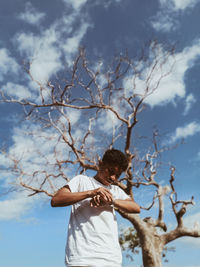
[69,174,90,183]
[66,174,92,192]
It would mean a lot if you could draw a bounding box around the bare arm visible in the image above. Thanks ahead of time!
[113,198,140,213]
[91,195,140,213]
[51,186,113,207]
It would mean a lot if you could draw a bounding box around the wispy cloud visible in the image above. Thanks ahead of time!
[0,121,69,221]
[97,109,120,133]
[63,0,122,10]
[62,22,90,65]
[18,2,46,25]
[168,121,200,144]
[15,29,63,83]
[123,40,200,108]
[184,94,196,115]
[151,11,178,32]
[151,0,200,32]
[0,113,85,193]
[14,2,91,84]
[172,0,200,11]
[0,49,19,82]
[2,82,33,100]
[62,0,88,10]
[0,193,34,220]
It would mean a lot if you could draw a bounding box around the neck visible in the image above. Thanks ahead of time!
[93,174,101,183]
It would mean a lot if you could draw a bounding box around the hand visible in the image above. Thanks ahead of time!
[90,187,113,201]
[89,187,113,207]
[90,195,111,207]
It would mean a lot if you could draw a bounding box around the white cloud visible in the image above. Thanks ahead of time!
[10,124,59,168]
[159,0,200,11]
[184,94,196,115]
[98,0,122,9]
[3,82,32,100]
[97,109,120,133]
[14,2,91,84]
[0,194,34,220]
[16,29,62,84]
[169,121,200,143]
[123,41,200,107]
[63,0,122,10]
[0,49,19,81]
[67,109,81,125]
[63,22,90,65]
[0,126,68,225]
[63,0,88,10]
[151,12,178,32]
[18,2,46,25]
[11,0,122,91]
[172,0,200,10]
[0,116,84,191]
[151,0,200,32]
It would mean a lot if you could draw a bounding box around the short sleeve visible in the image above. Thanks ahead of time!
[112,186,130,200]
[67,175,82,193]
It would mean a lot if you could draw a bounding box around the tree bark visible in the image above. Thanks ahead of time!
[141,234,164,267]
[120,213,164,267]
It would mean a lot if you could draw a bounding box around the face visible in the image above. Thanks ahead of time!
[96,162,123,186]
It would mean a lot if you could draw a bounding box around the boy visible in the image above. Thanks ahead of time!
[51,149,140,267]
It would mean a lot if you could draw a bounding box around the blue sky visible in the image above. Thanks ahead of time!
[0,0,200,266]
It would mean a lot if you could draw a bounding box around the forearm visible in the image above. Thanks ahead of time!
[51,186,112,207]
[51,190,92,207]
[113,199,140,213]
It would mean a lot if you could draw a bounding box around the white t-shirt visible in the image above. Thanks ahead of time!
[65,175,129,267]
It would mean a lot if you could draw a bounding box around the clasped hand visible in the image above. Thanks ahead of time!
[90,187,113,207]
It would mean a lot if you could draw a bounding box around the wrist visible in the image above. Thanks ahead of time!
[87,189,98,198]
[87,190,93,198]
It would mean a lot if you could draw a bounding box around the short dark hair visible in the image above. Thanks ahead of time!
[102,148,128,171]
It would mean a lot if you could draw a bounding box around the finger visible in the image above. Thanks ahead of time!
[97,189,112,198]
[97,187,112,196]
[102,188,112,196]
[90,198,98,207]
[90,198,95,207]
[101,191,113,202]
[94,195,100,206]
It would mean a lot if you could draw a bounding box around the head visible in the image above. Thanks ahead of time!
[95,149,128,186]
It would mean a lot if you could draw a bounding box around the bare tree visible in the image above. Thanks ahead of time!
[1,43,199,267]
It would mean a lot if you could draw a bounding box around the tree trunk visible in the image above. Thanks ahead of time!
[139,223,164,267]
[120,214,165,267]
[141,239,162,267]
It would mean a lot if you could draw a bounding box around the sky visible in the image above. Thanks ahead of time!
[0,0,200,266]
